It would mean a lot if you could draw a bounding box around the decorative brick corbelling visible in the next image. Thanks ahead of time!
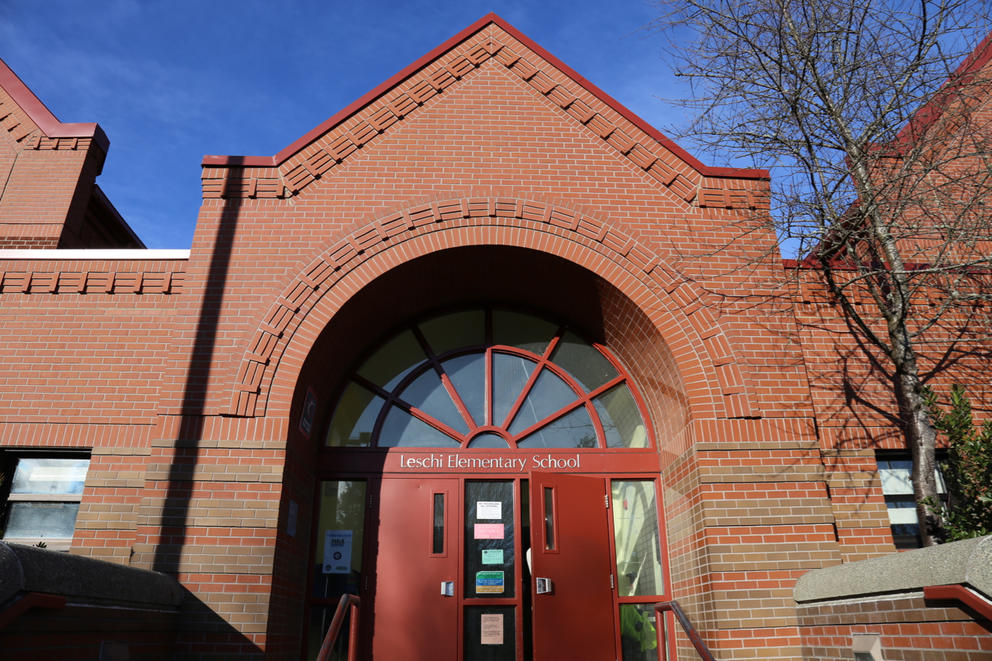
[229,197,758,421]
[201,25,766,210]
[0,264,185,295]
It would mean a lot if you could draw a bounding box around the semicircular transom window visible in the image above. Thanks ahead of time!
[326,308,652,450]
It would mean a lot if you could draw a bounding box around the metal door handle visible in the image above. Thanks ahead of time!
[441,580,454,597]
[535,577,553,594]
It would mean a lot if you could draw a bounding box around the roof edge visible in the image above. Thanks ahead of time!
[202,13,768,181]
[0,58,110,153]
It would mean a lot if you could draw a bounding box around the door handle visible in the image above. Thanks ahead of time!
[441,580,454,597]
[535,577,553,594]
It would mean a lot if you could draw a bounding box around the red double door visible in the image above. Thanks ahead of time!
[371,474,617,661]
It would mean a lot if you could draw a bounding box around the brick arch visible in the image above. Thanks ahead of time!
[230,197,757,421]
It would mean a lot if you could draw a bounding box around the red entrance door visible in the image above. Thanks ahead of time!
[370,475,617,660]
[372,477,459,660]
[529,473,617,661]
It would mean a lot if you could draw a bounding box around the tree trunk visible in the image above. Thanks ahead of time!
[892,352,942,546]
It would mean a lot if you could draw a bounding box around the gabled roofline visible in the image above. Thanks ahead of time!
[202,13,767,181]
[889,30,992,150]
[0,58,110,153]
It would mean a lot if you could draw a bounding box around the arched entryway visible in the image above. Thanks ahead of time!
[300,291,678,660]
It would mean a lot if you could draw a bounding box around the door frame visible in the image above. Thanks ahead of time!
[303,449,673,661]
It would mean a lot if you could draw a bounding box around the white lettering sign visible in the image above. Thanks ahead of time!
[396,454,581,472]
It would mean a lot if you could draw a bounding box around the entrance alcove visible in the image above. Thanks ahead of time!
[280,245,695,660]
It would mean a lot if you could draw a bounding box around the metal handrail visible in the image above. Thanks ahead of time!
[315,593,360,661]
[655,600,716,661]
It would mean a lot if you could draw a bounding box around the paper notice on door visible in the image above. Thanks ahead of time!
[475,571,505,594]
[322,530,352,574]
[480,613,504,645]
[474,523,504,539]
[481,548,503,565]
[476,500,502,519]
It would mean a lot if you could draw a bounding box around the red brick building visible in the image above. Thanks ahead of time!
[0,14,988,661]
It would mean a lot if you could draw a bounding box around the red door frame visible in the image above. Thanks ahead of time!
[303,451,673,661]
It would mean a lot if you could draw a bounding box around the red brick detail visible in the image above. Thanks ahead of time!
[196,27,755,210]
[228,197,754,419]
[0,262,185,295]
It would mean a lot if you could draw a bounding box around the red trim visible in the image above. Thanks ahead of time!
[202,14,767,180]
[924,584,992,622]
[0,592,67,629]
[890,31,992,150]
[0,58,109,153]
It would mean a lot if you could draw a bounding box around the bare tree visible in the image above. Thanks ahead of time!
[654,0,992,545]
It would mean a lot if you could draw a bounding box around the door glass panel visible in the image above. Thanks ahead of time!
[379,406,460,447]
[444,353,486,426]
[326,382,382,447]
[542,487,555,551]
[312,480,366,600]
[433,493,445,554]
[507,368,579,435]
[464,605,516,661]
[594,384,648,448]
[551,331,618,391]
[420,310,485,356]
[464,481,515,598]
[398,368,469,435]
[492,309,556,354]
[492,352,536,427]
[620,603,660,661]
[612,481,665,596]
[357,329,425,390]
[516,405,598,448]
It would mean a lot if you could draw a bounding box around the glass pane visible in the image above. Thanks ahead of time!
[516,406,597,448]
[312,480,366,599]
[551,331,617,391]
[356,329,425,391]
[594,385,648,448]
[11,458,88,495]
[468,433,510,448]
[612,481,665,597]
[620,603,659,661]
[543,487,555,551]
[464,606,516,661]
[379,406,460,448]
[444,353,486,427]
[3,502,80,538]
[326,382,382,447]
[399,369,469,435]
[492,309,556,355]
[465,481,515,598]
[492,353,537,427]
[507,368,580,436]
[420,310,485,356]
[433,493,445,554]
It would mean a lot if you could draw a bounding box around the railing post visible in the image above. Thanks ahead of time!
[654,600,716,661]
[347,598,360,661]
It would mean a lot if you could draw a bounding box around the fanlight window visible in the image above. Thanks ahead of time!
[326,308,650,450]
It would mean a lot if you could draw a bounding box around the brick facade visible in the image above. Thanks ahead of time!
[0,14,988,661]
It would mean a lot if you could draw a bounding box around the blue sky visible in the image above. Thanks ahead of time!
[1,1,700,248]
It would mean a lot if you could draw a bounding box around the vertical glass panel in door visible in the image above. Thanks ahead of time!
[620,603,660,661]
[464,481,515,598]
[308,480,366,660]
[611,480,665,596]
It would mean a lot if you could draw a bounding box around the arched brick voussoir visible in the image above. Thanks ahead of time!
[229,197,759,421]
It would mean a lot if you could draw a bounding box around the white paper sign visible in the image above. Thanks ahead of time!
[323,530,353,574]
[477,501,502,520]
[480,613,504,645]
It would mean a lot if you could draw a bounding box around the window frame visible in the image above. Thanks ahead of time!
[0,450,91,551]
